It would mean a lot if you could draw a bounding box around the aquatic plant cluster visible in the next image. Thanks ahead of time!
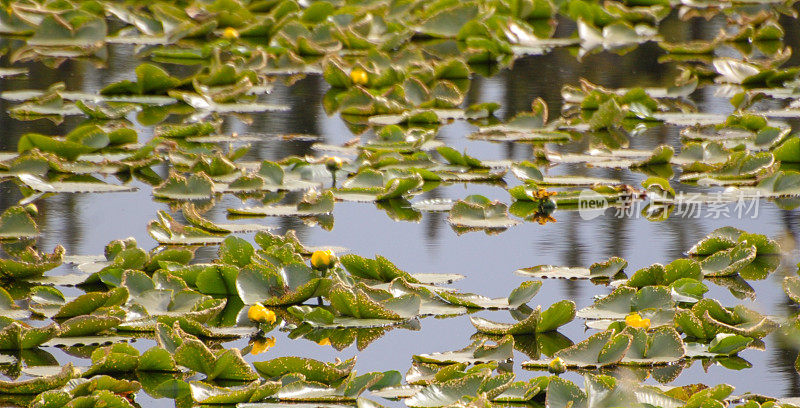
[1,0,800,406]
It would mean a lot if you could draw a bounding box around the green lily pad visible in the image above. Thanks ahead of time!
[174,333,257,381]
[340,254,417,283]
[254,357,355,383]
[18,174,137,194]
[674,298,777,340]
[706,333,753,355]
[619,326,685,365]
[53,287,128,319]
[0,244,64,279]
[153,172,215,200]
[236,263,326,306]
[0,363,78,394]
[148,211,226,245]
[335,171,425,202]
[469,300,576,335]
[0,318,58,350]
[783,276,800,303]
[101,63,183,96]
[58,315,122,337]
[700,244,757,277]
[413,335,514,365]
[517,257,627,280]
[230,190,335,216]
[0,206,39,240]
[447,195,519,230]
[190,380,280,404]
[577,286,674,320]
[436,280,542,309]
[523,329,631,368]
[328,282,420,320]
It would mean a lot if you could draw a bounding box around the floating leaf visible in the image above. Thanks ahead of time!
[190,380,280,404]
[153,172,215,200]
[174,331,257,381]
[18,174,137,194]
[674,298,777,340]
[577,286,673,320]
[437,281,541,309]
[517,257,627,280]
[230,190,335,216]
[0,206,39,240]
[148,211,226,245]
[101,63,183,96]
[59,315,122,337]
[236,263,326,306]
[340,254,417,283]
[447,195,519,230]
[0,318,58,350]
[700,244,757,277]
[0,363,78,394]
[784,276,800,303]
[620,326,685,365]
[706,333,753,355]
[0,244,64,279]
[254,357,355,383]
[469,301,575,335]
[183,203,272,233]
[524,330,631,368]
[54,288,128,319]
[413,336,514,365]
[328,282,420,320]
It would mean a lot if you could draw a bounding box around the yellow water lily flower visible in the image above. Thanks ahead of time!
[350,69,368,85]
[248,304,277,324]
[531,188,556,200]
[317,338,330,346]
[311,249,337,270]
[548,357,566,374]
[625,313,650,329]
[250,337,276,355]
[223,27,240,39]
[532,213,556,225]
[325,156,343,172]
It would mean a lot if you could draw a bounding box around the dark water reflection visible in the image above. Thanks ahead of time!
[1,11,800,402]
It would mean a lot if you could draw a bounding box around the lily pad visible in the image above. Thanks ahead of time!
[436,281,541,309]
[229,190,335,216]
[148,211,226,245]
[236,263,327,306]
[447,195,519,230]
[0,206,39,240]
[413,335,514,365]
[469,301,576,335]
[523,330,631,368]
[517,257,627,280]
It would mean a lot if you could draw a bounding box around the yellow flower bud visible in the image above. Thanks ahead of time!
[625,313,650,329]
[317,338,330,346]
[325,156,343,172]
[548,357,566,374]
[23,204,38,217]
[311,250,336,270]
[250,336,276,355]
[248,304,277,324]
[350,69,368,85]
[223,27,239,39]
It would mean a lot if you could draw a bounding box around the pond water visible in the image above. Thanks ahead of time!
[1,6,800,408]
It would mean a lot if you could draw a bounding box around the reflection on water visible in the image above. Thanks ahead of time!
[1,10,800,401]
